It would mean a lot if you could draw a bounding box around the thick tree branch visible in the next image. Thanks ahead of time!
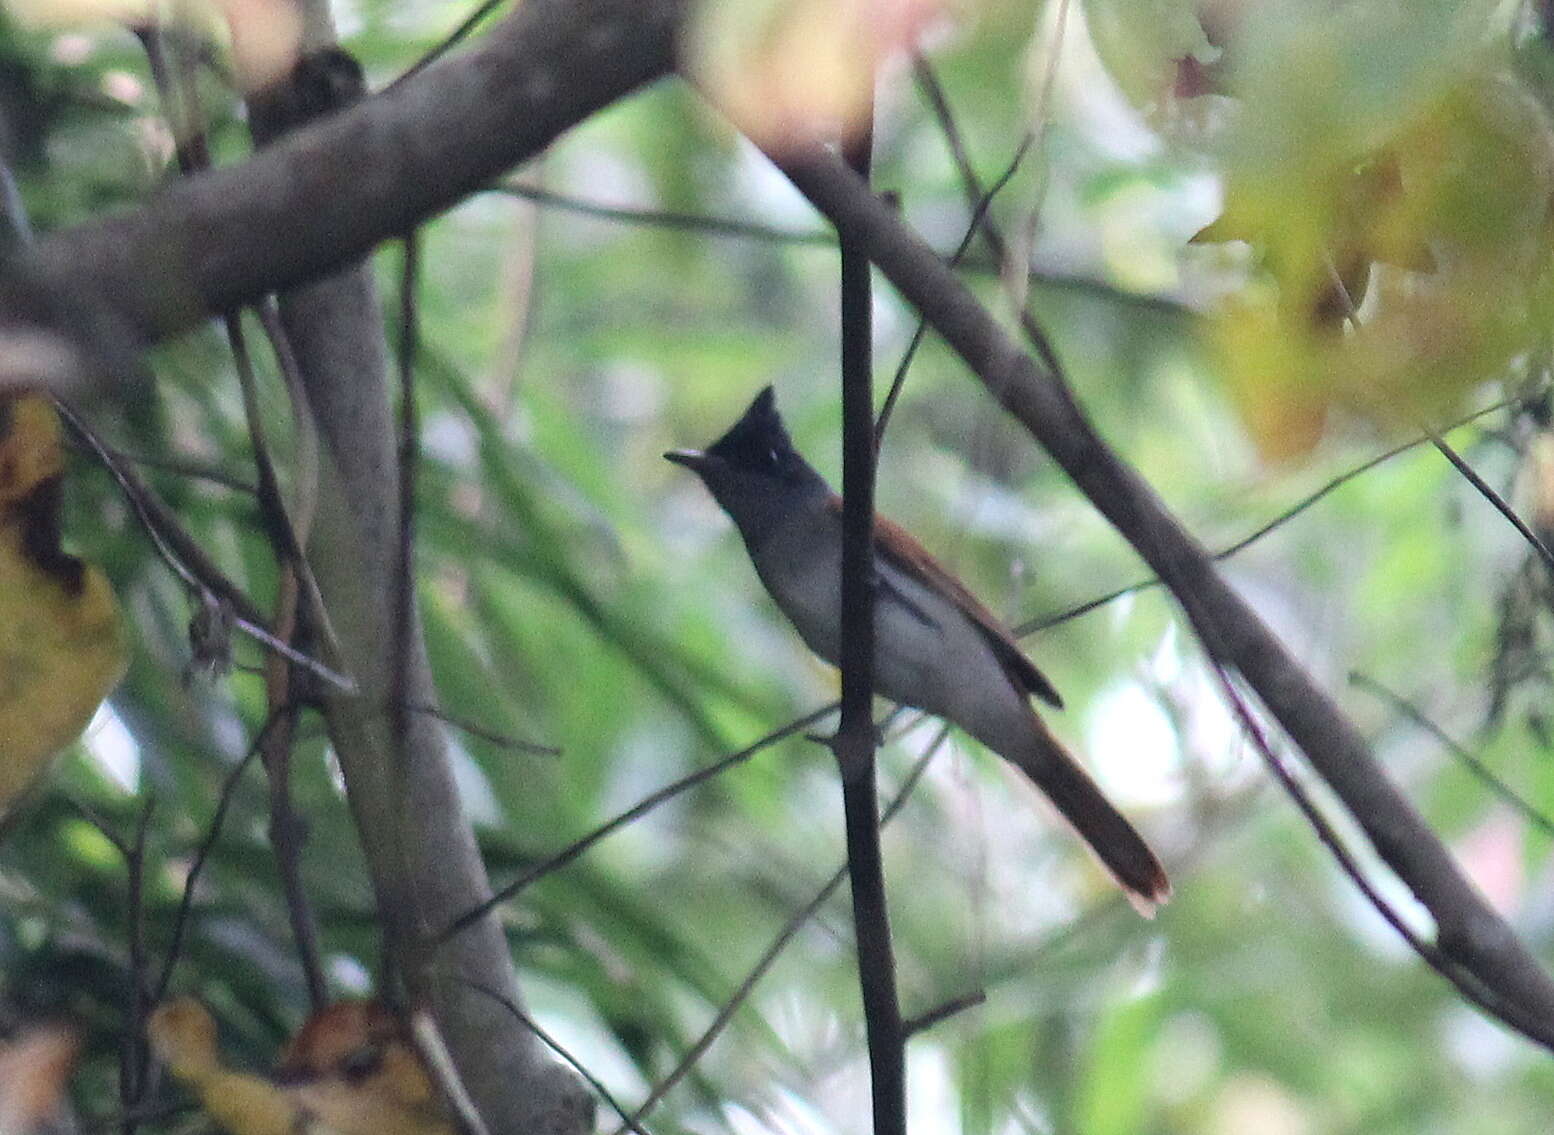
[16,0,683,358]
[238,23,600,1132]
[770,143,1554,1036]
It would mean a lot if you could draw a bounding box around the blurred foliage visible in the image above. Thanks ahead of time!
[1,0,1554,1132]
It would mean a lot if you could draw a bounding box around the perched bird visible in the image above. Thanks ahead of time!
[666,387,1169,911]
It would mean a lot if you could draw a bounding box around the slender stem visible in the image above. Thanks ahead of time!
[1350,672,1554,837]
[154,713,281,1002]
[1016,399,1514,637]
[1214,667,1554,1048]
[835,115,905,1135]
[1429,432,1554,575]
[620,728,947,1133]
[120,797,155,1135]
[434,705,833,944]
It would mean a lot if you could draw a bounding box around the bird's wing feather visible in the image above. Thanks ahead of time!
[826,498,1063,708]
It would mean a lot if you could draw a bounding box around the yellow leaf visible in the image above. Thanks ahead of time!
[1202,71,1554,459]
[149,1000,300,1135]
[150,999,457,1135]
[0,395,127,816]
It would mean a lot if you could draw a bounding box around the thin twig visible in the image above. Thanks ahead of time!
[1211,665,1554,1049]
[120,796,155,1135]
[485,183,1188,310]
[154,711,282,1002]
[407,1010,492,1135]
[914,55,1066,377]
[621,728,948,1131]
[620,726,948,1132]
[64,441,258,494]
[434,705,836,945]
[490,184,836,245]
[1430,431,1554,576]
[874,132,1034,447]
[392,0,512,88]
[225,313,330,1008]
[1015,399,1515,637]
[65,795,132,858]
[53,399,355,691]
[1350,673,1554,838]
[402,701,561,756]
[912,56,1003,262]
[455,978,650,1135]
[1324,256,1554,579]
[901,990,986,1038]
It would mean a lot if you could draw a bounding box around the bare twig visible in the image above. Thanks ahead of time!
[1430,431,1554,576]
[55,399,354,690]
[902,990,986,1038]
[1323,256,1554,578]
[402,701,561,756]
[64,442,258,494]
[455,979,650,1135]
[1016,399,1515,636]
[489,184,835,246]
[120,796,156,1135]
[224,312,330,1008]
[874,132,1034,447]
[486,183,1181,310]
[1211,666,1554,1048]
[259,701,326,1008]
[393,0,512,88]
[435,705,835,945]
[407,1010,492,1135]
[1350,673,1554,838]
[154,711,281,1002]
[619,726,949,1132]
[912,57,1006,264]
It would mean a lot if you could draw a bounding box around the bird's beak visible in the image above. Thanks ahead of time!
[664,448,707,470]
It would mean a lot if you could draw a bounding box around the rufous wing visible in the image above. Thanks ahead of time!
[831,499,1062,708]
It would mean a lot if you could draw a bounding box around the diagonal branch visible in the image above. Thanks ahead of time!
[1213,668,1554,1048]
[1351,673,1554,839]
[768,141,1554,1038]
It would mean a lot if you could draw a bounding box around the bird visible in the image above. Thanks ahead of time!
[666,386,1170,912]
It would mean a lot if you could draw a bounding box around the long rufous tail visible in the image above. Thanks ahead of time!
[1013,719,1171,915]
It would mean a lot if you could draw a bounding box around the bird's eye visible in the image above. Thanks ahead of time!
[767,447,781,468]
